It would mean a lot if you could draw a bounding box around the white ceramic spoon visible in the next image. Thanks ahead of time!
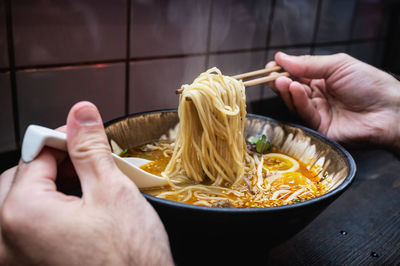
[21,125,169,188]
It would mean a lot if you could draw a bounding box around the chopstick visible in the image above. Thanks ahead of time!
[176,66,289,95]
[233,66,290,87]
[232,66,283,80]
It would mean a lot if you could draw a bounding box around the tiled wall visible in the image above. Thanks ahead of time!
[0,0,395,153]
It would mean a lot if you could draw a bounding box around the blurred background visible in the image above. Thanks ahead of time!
[1,0,400,166]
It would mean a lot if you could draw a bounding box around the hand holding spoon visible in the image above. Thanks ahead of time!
[21,125,169,188]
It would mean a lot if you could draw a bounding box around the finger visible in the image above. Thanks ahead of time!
[278,76,313,98]
[66,101,117,196]
[289,81,321,129]
[11,124,68,189]
[0,167,17,206]
[11,147,69,198]
[0,167,16,261]
[299,82,313,98]
[274,76,296,113]
[56,125,67,133]
[275,75,293,89]
[265,61,277,68]
[265,61,278,88]
[275,52,345,80]
[267,71,283,90]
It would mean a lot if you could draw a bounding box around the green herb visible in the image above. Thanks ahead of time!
[247,136,260,145]
[247,135,273,154]
[293,198,305,203]
[120,148,128,156]
[255,135,272,154]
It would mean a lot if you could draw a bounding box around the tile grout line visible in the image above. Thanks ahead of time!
[125,0,131,116]
[374,3,391,67]
[264,0,276,56]
[381,3,399,70]
[310,0,323,55]
[261,0,276,100]
[346,0,360,54]
[4,0,20,147]
[204,0,214,70]
[12,59,127,72]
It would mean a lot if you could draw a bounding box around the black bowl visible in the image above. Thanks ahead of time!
[104,110,356,265]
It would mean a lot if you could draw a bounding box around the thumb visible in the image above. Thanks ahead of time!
[275,51,348,80]
[66,101,116,195]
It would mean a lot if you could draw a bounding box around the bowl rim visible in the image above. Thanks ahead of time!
[105,109,357,213]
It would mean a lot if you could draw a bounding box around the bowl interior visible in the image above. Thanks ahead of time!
[105,110,354,197]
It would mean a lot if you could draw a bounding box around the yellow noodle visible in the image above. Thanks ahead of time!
[163,67,246,186]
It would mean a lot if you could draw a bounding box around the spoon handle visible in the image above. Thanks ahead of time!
[21,125,67,163]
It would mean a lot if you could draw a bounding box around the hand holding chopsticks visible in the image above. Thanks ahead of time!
[176,66,289,94]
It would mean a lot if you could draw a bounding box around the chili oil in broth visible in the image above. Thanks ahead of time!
[121,140,328,208]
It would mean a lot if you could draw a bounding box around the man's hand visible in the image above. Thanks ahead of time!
[0,101,173,266]
[267,52,400,152]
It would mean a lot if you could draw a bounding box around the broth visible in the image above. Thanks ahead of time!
[122,140,328,208]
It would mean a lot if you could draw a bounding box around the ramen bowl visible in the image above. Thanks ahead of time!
[104,110,356,265]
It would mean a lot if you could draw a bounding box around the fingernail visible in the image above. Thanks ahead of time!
[75,105,100,125]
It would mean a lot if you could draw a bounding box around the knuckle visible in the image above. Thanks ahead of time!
[69,135,111,160]
[336,52,350,61]
[0,199,25,236]
[302,54,313,60]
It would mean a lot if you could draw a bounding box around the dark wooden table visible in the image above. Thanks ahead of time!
[251,98,400,265]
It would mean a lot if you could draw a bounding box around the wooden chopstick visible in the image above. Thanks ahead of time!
[176,66,289,95]
[232,66,290,87]
[242,71,290,87]
[232,66,282,80]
